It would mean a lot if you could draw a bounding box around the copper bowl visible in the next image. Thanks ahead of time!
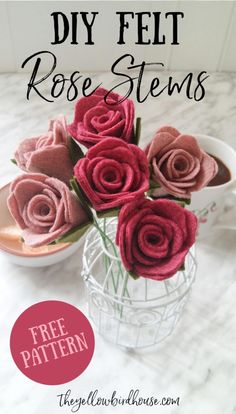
[0,183,82,267]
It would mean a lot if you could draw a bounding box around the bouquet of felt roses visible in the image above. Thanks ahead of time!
[8,88,217,281]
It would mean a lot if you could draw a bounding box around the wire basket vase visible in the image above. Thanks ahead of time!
[82,218,197,349]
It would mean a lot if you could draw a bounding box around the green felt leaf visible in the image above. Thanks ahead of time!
[149,163,153,174]
[68,135,84,165]
[133,117,141,146]
[97,207,120,219]
[128,270,140,280]
[149,192,191,207]
[179,262,185,271]
[175,197,191,206]
[175,201,186,208]
[70,177,94,221]
[169,196,191,207]
[149,178,161,189]
[147,179,161,197]
[147,189,156,198]
[55,222,92,244]
[11,158,17,165]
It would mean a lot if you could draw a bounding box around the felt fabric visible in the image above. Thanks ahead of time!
[68,88,135,148]
[116,198,198,280]
[15,116,74,185]
[7,173,89,247]
[145,125,218,199]
[74,137,149,211]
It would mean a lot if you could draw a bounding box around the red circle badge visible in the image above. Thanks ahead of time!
[10,300,95,385]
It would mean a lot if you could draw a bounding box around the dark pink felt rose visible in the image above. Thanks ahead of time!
[145,126,218,199]
[7,173,89,247]
[74,138,149,211]
[68,88,135,148]
[15,116,74,185]
[116,198,198,280]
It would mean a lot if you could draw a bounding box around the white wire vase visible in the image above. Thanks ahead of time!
[82,218,197,349]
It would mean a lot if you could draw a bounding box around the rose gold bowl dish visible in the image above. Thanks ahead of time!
[0,183,82,267]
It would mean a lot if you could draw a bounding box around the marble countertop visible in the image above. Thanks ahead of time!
[0,71,236,414]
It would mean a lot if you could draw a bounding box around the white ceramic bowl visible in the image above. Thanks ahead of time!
[0,183,82,267]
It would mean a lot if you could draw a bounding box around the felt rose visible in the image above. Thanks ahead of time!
[74,138,149,211]
[14,116,74,185]
[145,126,218,199]
[7,174,89,247]
[68,88,135,148]
[116,198,198,280]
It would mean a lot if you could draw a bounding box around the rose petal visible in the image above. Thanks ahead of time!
[158,135,203,160]
[133,249,189,280]
[7,173,89,247]
[15,138,38,170]
[116,198,197,280]
[46,177,88,226]
[156,125,180,138]
[152,158,191,197]
[191,151,218,191]
[137,223,169,259]
[145,132,175,162]
[22,224,71,247]
[74,138,149,211]
[67,88,134,148]
[26,145,73,185]
[15,116,72,185]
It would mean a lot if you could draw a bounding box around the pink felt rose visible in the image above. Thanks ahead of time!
[145,126,218,199]
[68,88,135,148]
[74,138,149,211]
[116,198,198,280]
[7,173,89,247]
[14,115,74,185]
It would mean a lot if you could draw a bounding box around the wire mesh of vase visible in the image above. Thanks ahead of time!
[82,217,197,349]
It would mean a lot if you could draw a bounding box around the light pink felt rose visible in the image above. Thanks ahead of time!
[116,198,198,280]
[7,173,89,247]
[145,126,218,199]
[15,116,73,185]
[68,88,135,148]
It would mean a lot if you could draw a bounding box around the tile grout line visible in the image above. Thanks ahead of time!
[216,1,235,72]
[167,0,180,71]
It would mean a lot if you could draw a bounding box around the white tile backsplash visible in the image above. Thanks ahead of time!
[0,0,236,73]
[168,1,234,72]
[0,3,16,71]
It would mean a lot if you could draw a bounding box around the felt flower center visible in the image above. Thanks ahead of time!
[99,114,110,124]
[91,159,125,193]
[39,204,50,216]
[23,194,57,230]
[135,221,170,260]
[147,234,161,245]
[158,149,196,180]
[103,171,117,182]
[174,157,188,171]
[88,108,122,134]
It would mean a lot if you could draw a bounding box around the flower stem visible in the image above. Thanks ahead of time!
[93,216,131,317]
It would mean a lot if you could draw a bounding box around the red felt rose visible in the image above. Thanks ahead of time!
[74,138,149,211]
[68,88,135,148]
[145,125,218,199]
[116,198,198,280]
